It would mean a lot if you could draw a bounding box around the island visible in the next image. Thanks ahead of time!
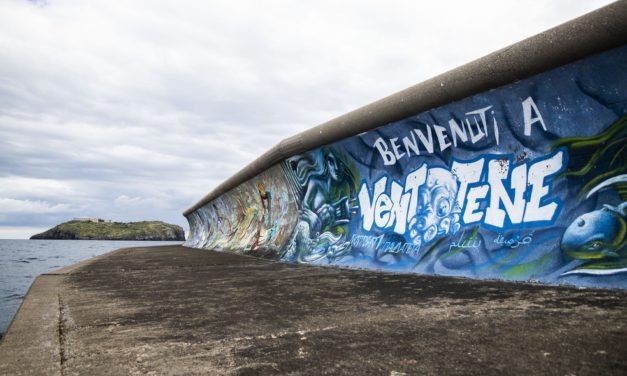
[30,219,185,241]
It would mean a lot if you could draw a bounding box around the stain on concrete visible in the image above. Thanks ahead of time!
[47,246,627,375]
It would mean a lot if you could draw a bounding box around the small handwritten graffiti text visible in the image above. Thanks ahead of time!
[494,231,534,248]
[351,234,385,249]
[448,230,481,251]
[351,234,421,256]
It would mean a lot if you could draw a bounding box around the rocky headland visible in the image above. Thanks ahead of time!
[30,220,185,241]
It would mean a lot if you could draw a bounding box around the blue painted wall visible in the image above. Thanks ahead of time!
[186,45,627,289]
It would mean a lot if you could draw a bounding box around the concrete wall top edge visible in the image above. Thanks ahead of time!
[183,1,627,216]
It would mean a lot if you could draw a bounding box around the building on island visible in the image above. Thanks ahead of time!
[73,217,112,223]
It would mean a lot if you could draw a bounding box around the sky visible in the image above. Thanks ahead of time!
[0,0,615,239]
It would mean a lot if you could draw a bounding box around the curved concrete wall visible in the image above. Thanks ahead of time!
[185,3,627,289]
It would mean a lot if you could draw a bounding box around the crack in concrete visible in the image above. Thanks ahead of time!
[57,294,67,376]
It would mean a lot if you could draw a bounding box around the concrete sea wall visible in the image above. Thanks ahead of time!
[184,4,627,289]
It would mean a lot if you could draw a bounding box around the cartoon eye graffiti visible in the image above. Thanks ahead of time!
[436,197,451,217]
[406,168,461,246]
[587,241,603,250]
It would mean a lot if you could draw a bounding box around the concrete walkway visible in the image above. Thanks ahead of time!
[1,245,626,375]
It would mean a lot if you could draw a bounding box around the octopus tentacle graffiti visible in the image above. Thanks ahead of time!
[552,116,627,195]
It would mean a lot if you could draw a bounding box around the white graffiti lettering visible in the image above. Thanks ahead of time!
[373,99,548,165]
[358,150,565,235]
[373,105,501,165]
[522,96,547,136]
[358,165,426,234]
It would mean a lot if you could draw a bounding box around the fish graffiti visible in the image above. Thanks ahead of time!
[561,202,627,270]
[185,45,627,289]
[560,182,627,275]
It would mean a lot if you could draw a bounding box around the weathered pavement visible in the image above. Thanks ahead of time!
[1,245,626,375]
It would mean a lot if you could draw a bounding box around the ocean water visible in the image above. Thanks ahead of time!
[0,239,182,336]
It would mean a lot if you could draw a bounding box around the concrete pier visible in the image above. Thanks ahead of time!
[1,245,626,375]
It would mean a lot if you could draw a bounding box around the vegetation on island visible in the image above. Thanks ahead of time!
[30,220,185,241]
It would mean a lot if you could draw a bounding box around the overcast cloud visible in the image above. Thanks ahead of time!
[0,0,614,238]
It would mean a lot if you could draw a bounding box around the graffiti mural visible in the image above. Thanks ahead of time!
[553,118,627,276]
[186,164,300,258]
[281,147,359,263]
[186,45,627,289]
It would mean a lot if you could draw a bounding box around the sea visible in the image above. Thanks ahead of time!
[0,239,183,336]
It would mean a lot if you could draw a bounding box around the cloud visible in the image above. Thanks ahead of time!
[0,226,49,240]
[0,0,615,237]
[0,198,71,214]
[0,176,77,199]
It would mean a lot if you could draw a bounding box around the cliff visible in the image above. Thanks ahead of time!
[30,220,185,241]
